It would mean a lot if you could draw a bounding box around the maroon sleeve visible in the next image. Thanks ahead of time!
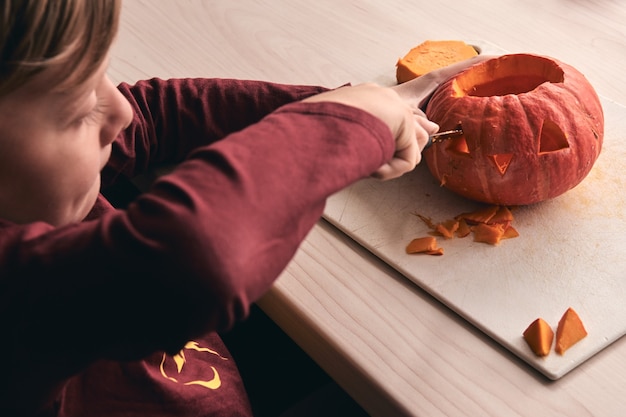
[102,78,330,184]
[0,79,394,401]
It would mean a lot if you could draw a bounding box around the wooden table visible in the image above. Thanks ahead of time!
[111,1,626,416]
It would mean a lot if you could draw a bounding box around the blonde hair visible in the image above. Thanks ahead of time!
[0,0,121,96]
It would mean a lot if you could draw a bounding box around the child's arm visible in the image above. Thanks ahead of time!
[103,78,329,184]
[0,84,396,371]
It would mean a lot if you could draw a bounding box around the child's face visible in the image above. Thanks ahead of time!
[0,56,133,226]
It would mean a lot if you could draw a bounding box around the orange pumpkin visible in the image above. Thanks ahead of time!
[424,54,604,205]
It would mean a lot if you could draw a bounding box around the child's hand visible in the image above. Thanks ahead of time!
[303,83,438,180]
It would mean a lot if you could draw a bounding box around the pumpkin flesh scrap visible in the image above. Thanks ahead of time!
[502,225,519,239]
[410,205,518,254]
[555,307,588,354]
[435,219,459,239]
[396,40,478,84]
[523,318,554,357]
[473,223,506,245]
[456,205,499,224]
[471,206,518,244]
[406,236,443,255]
[488,205,514,224]
[455,218,471,238]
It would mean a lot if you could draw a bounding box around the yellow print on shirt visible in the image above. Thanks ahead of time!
[159,341,229,389]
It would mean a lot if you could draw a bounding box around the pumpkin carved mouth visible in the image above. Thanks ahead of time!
[424,53,604,205]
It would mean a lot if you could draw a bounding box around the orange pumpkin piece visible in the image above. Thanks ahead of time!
[435,219,459,239]
[555,307,588,354]
[425,248,445,256]
[472,222,506,245]
[502,225,519,239]
[523,318,554,357]
[488,206,514,225]
[456,205,499,225]
[408,204,517,254]
[455,218,471,238]
[396,40,478,83]
[406,236,439,254]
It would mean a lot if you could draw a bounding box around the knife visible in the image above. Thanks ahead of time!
[425,126,464,149]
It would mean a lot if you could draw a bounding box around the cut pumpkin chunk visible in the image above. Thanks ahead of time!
[456,205,499,224]
[396,40,478,83]
[406,236,439,254]
[489,206,514,225]
[455,218,471,238]
[408,204,518,255]
[472,223,506,245]
[555,307,588,354]
[502,225,520,239]
[523,318,554,357]
[425,248,445,256]
[435,219,459,239]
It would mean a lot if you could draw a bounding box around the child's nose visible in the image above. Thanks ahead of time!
[116,91,133,131]
[109,79,133,130]
[101,77,133,146]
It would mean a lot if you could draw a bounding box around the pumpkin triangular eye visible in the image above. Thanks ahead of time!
[489,153,514,176]
[447,136,470,154]
[539,119,569,154]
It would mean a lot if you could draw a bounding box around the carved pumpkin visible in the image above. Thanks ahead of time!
[424,53,604,205]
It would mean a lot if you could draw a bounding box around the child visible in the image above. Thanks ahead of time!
[0,1,485,416]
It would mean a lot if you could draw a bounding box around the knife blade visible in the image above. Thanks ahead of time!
[425,127,464,149]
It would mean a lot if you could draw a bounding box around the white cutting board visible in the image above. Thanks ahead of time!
[323,66,626,379]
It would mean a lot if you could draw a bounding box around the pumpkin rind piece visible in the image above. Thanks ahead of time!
[472,223,506,245]
[455,205,499,224]
[555,307,588,354]
[488,206,514,224]
[424,248,444,256]
[502,225,519,240]
[406,236,438,254]
[435,219,459,239]
[523,318,554,357]
[396,40,478,83]
[455,218,471,238]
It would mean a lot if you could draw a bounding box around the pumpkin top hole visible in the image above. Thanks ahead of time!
[452,54,565,98]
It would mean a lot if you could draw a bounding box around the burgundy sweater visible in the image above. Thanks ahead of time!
[0,78,394,416]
